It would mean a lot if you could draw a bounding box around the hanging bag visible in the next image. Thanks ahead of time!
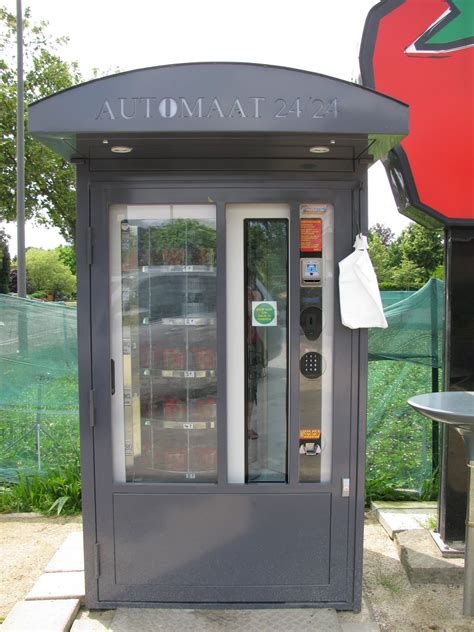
[338,234,388,329]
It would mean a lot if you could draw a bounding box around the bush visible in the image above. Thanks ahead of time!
[30,290,48,299]
[26,248,76,299]
[0,459,81,515]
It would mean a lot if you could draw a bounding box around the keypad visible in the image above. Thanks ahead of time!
[300,352,322,379]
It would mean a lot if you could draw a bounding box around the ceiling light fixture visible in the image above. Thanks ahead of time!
[309,146,330,154]
[111,145,133,154]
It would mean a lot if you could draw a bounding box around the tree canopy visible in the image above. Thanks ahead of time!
[0,6,82,243]
[0,226,10,293]
[368,223,444,291]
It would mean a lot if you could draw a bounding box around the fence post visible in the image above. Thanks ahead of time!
[430,279,439,473]
[35,378,43,472]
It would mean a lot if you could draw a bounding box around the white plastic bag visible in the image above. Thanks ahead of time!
[338,234,388,329]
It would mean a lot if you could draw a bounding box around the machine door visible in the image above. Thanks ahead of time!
[90,189,356,606]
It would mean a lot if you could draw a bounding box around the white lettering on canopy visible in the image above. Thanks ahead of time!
[95,96,339,121]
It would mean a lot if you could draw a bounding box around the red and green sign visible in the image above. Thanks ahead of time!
[361,0,474,225]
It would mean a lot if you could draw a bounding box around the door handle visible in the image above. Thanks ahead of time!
[111,359,115,395]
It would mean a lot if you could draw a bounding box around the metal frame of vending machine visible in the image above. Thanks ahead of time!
[29,63,408,611]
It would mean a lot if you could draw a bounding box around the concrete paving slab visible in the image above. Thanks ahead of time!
[371,501,437,539]
[26,571,85,602]
[46,532,84,573]
[376,510,434,539]
[338,597,380,631]
[70,608,115,631]
[395,529,464,585]
[61,532,84,548]
[430,530,465,558]
[110,607,342,631]
[371,501,437,513]
[2,599,80,632]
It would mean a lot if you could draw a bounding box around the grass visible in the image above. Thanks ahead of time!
[0,458,81,515]
[376,571,404,595]
[424,515,438,531]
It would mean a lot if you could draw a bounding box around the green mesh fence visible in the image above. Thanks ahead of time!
[0,296,79,482]
[380,291,414,309]
[367,279,444,497]
[369,279,443,368]
[0,280,443,495]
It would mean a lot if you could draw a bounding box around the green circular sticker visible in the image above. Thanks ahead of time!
[253,302,276,325]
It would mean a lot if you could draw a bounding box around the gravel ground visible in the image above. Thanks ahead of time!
[0,511,472,631]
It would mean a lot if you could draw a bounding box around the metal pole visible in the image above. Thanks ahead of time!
[16,0,26,298]
[431,279,439,472]
[464,461,474,616]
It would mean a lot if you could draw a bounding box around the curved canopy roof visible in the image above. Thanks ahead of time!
[28,62,408,166]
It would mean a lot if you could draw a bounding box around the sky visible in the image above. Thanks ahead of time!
[2,0,411,256]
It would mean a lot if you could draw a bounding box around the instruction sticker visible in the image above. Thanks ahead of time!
[252,301,277,327]
[299,429,321,441]
[300,203,331,216]
[300,218,322,252]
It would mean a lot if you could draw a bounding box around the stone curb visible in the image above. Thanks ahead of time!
[395,529,464,585]
[1,599,80,632]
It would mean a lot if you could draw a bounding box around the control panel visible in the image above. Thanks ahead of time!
[299,204,332,482]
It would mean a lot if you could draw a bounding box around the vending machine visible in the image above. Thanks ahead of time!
[29,62,408,610]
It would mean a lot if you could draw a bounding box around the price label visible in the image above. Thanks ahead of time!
[183,423,194,429]
[185,318,197,326]
[183,265,194,272]
[184,370,195,378]
[186,473,196,479]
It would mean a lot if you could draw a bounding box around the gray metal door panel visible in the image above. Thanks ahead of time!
[88,180,359,607]
[113,493,330,587]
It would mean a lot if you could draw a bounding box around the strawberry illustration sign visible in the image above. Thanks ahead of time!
[360,0,474,226]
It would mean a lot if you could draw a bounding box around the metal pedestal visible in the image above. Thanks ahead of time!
[408,392,474,617]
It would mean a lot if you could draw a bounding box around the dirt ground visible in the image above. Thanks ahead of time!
[0,513,82,621]
[363,512,472,632]
[0,511,472,631]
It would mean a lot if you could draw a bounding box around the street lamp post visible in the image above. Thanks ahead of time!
[16,0,26,298]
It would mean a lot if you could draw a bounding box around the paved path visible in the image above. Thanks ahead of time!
[2,529,379,631]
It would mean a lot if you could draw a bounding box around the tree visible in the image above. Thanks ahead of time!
[26,247,76,298]
[56,244,76,275]
[370,222,395,247]
[368,232,392,285]
[368,222,444,290]
[0,7,82,243]
[390,257,425,290]
[0,226,10,293]
[396,224,443,277]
